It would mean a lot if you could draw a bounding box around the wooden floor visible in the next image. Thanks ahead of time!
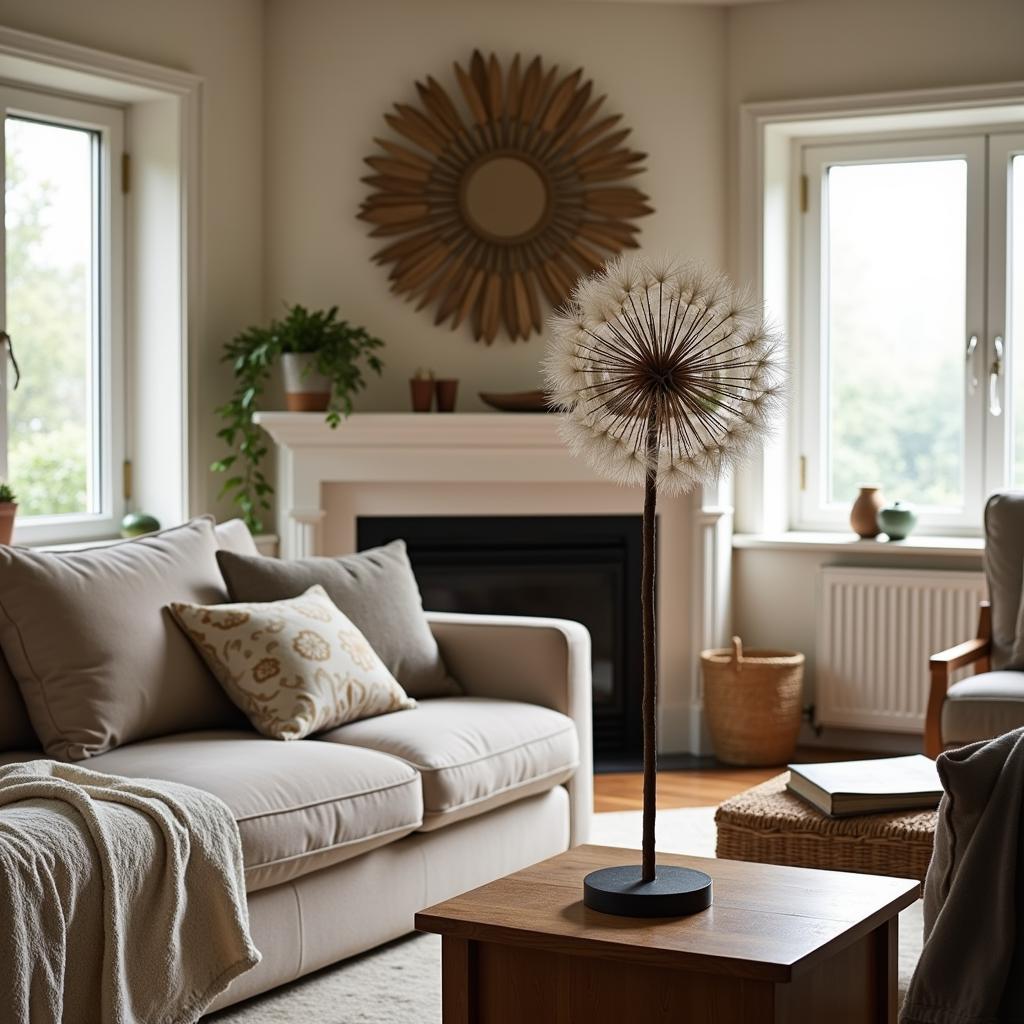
[594,748,872,812]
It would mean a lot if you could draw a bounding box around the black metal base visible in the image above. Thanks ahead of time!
[583,864,713,918]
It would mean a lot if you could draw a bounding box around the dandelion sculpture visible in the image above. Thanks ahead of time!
[544,255,785,916]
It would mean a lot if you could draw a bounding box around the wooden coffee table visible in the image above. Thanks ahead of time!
[416,845,919,1023]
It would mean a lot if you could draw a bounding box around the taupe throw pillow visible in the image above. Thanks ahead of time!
[170,585,415,740]
[216,540,459,698]
[0,517,244,760]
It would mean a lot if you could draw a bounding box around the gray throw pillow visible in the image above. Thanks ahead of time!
[216,540,460,699]
[0,517,245,760]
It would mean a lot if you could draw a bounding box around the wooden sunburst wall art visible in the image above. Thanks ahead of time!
[358,50,653,343]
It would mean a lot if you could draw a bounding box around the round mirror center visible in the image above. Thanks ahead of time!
[462,156,548,241]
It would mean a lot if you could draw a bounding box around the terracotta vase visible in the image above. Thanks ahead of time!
[0,502,16,546]
[282,353,331,412]
[434,379,458,413]
[850,486,885,539]
[409,378,434,412]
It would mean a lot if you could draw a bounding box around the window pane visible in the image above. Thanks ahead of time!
[825,159,967,509]
[1011,155,1024,487]
[5,116,97,517]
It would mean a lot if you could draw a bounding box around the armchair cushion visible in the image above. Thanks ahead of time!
[984,493,1024,669]
[318,697,578,831]
[941,671,1024,745]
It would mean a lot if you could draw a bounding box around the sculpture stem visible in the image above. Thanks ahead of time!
[641,414,658,883]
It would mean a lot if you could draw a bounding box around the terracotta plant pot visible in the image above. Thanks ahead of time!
[850,485,885,539]
[0,502,16,546]
[435,379,458,413]
[410,378,434,412]
[282,352,331,412]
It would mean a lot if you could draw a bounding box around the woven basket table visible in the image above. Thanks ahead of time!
[715,772,936,881]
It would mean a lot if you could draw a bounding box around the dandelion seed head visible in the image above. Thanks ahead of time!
[543,255,786,494]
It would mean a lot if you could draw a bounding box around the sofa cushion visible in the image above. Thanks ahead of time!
[0,654,36,752]
[86,731,423,892]
[0,518,244,761]
[217,541,459,698]
[941,671,1024,745]
[318,697,578,830]
[214,518,261,557]
[170,584,415,740]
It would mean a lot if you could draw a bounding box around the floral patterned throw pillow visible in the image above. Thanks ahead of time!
[169,584,415,740]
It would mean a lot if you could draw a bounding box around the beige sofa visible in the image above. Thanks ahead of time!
[0,521,593,1012]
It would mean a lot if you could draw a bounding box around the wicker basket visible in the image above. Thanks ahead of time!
[701,637,804,766]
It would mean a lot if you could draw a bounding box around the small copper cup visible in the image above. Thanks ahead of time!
[410,378,434,413]
[435,379,458,413]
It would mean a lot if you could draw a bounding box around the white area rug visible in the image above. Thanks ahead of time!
[209,807,922,1022]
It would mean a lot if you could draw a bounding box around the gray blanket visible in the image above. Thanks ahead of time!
[0,760,261,1024]
[901,727,1024,1024]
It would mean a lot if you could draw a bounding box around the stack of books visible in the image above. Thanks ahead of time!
[786,754,942,817]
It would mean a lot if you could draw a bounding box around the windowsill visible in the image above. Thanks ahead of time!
[732,531,984,557]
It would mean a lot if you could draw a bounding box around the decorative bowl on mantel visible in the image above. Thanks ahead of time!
[478,390,554,413]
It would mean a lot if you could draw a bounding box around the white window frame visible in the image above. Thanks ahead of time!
[0,25,205,546]
[988,131,1024,491]
[796,133,987,533]
[0,83,125,544]
[736,83,1024,541]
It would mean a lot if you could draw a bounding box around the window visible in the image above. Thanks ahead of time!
[0,85,124,543]
[796,129,1024,533]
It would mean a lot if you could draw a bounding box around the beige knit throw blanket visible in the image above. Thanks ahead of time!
[901,727,1024,1024]
[0,760,261,1024]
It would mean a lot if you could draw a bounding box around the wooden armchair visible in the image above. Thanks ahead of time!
[923,493,1024,757]
[925,602,991,757]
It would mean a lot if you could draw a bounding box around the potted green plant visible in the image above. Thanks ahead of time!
[0,483,17,546]
[212,304,384,532]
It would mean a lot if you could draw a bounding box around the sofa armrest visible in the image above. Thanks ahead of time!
[426,611,593,846]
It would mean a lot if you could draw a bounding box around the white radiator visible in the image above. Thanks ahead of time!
[816,567,987,734]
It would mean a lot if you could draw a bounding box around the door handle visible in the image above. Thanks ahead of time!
[966,334,979,393]
[990,335,1004,418]
[0,332,18,390]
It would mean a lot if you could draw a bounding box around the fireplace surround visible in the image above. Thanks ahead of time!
[252,411,733,755]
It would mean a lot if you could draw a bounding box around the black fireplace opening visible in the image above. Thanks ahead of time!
[357,515,647,760]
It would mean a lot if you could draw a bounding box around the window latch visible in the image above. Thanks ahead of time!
[965,334,978,393]
[0,332,19,390]
[990,335,1004,418]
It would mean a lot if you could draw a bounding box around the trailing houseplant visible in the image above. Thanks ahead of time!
[212,304,384,532]
[0,482,17,546]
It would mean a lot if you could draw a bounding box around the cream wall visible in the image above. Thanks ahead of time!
[727,0,1024,104]
[263,0,728,412]
[0,0,264,520]
[726,0,1023,747]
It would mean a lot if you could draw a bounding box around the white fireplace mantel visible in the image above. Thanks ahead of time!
[254,410,734,754]
[255,412,615,558]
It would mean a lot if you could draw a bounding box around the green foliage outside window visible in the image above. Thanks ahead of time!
[5,135,89,518]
